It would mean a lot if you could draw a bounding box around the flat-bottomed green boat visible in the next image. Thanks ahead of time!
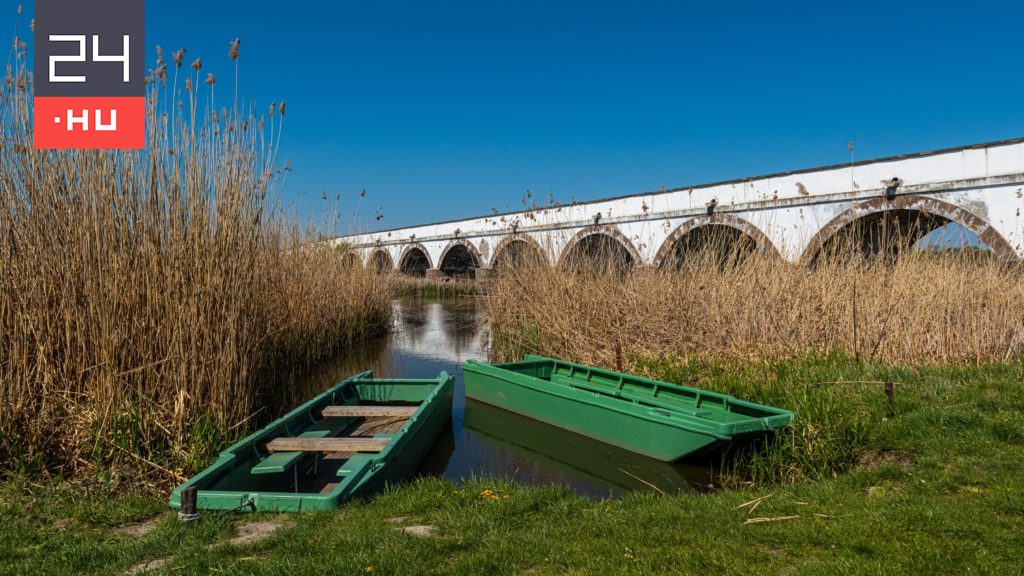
[169,371,454,512]
[463,355,792,461]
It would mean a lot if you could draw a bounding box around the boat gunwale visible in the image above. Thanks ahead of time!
[524,355,793,427]
[464,357,792,436]
[524,354,791,420]
[464,361,729,439]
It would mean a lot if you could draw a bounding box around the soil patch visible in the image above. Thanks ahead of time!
[402,525,436,537]
[857,450,913,470]
[227,519,290,546]
[115,516,163,537]
[125,558,168,575]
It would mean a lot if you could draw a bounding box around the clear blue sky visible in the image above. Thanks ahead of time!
[34,1,1024,232]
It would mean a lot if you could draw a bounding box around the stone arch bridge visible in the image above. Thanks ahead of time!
[333,138,1024,279]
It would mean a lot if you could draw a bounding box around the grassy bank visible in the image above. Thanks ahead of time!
[2,357,1021,575]
[0,40,391,484]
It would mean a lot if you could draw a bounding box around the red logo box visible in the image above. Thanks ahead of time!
[34,96,145,149]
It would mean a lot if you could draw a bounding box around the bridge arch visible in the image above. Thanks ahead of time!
[399,243,432,277]
[800,194,1018,266]
[558,225,642,275]
[341,251,361,269]
[490,234,550,271]
[438,239,482,278]
[653,214,779,271]
[368,249,394,274]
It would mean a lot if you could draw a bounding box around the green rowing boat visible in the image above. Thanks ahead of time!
[462,355,792,462]
[169,371,453,512]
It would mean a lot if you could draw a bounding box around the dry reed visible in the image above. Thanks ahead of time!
[0,36,390,484]
[489,241,1023,368]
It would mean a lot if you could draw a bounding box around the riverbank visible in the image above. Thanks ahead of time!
[4,357,1021,574]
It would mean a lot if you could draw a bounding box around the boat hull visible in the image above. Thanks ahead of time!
[463,356,792,462]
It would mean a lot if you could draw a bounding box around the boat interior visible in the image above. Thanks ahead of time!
[201,379,435,496]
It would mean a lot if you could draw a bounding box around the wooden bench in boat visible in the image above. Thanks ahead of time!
[320,405,418,418]
[266,437,391,453]
[252,435,392,475]
[250,408,408,475]
[251,430,332,475]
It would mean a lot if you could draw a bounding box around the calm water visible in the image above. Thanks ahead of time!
[288,296,713,498]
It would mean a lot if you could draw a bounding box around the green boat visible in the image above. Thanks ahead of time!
[169,371,454,512]
[462,355,792,462]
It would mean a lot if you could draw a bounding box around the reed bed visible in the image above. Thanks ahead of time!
[489,245,1024,368]
[0,39,391,485]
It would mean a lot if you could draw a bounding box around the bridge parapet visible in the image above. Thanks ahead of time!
[334,138,1024,274]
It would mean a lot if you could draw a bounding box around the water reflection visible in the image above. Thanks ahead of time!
[290,296,710,498]
[460,400,711,496]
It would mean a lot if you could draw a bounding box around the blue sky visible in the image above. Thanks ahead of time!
[31,1,1024,233]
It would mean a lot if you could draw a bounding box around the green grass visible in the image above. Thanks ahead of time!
[2,358,1023,575]
[632,353,1024,486]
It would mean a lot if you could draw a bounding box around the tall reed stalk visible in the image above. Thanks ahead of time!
[0,36,391,485]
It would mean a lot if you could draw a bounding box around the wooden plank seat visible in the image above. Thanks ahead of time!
[321,405,418,418]
[250,412,406,475]
[266,436,391,453]
[251,430,331,475]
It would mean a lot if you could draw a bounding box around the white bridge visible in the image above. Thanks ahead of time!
[333,138,1024,279]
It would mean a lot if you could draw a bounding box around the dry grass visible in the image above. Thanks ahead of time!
[0,37,390,483]
[489,248,1024,367]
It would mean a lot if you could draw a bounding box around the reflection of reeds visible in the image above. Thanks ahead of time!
[392,277,479,299]
[489,233,1022,366]
[0,37,390,484]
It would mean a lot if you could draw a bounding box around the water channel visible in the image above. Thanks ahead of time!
[289,296,713,498]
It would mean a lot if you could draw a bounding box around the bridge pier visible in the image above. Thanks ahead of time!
[474,267,494,283]
[425,268,443,280]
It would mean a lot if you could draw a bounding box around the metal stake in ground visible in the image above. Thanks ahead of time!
[178,486,201,522]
